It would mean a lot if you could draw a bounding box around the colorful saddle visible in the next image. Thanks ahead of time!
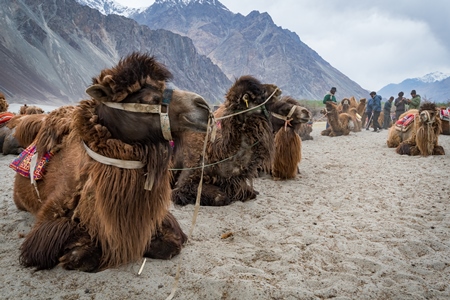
[395,113,415,132]
[9,141,53,181]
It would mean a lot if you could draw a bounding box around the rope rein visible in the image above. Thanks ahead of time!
[214,88,279,121]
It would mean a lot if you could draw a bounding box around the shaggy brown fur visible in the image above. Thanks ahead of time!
[19,104,45,115]
[269,96,311,180]
[272,128,302,180]
[172,76,276,206]
[0,92,8,112]
[12,114,47,148]
[321,101,354,136]
[348,108,362,132]
[13,53,211,272]
[357,98,367,127]
[387,103,445,156]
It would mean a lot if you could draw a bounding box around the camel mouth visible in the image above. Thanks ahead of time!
[181,110,213,132]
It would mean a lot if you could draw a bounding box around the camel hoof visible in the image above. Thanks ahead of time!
[59,246,101,272]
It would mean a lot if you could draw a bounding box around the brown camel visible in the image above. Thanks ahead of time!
[348,108,362,132]
[172,76,277,206]
[270,96,311,180]
[358,98,368,128]
[19,104,45,115]
[386,103,445,156]
[12,52,212,272]
[321,101,355,136]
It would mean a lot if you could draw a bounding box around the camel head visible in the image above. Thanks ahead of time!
[85,52,211,144]
[418,102,439,125]
[224,75,274,117]
[270,96,311,132]
[324,100,339,113]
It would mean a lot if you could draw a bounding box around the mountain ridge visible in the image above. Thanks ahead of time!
[76,0,369,100]
[378,72,450,102]
[0,0,231,105]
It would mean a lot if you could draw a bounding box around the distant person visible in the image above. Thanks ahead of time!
[394,91,407,121]
[365,93,374,130]
[369,91,382,132]
[383,96,394,129]
[323,87,337,129]
[406,89,421,109]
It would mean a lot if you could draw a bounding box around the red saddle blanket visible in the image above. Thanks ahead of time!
[440,108,449,121]
[9,142,53,181]
[0,112,14,126]
[395,113,415,132]
[396,114,415,127]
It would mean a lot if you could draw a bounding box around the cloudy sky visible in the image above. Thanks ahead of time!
[115,0,450,91]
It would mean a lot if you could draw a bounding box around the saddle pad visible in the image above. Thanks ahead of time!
[0,112,14,125]
[440,108,449,121]
[395,113,416,132]
[396,113,415,127]
[9,142,53,181]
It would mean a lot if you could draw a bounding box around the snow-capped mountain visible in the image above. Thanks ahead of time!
[417,72,450,83]
[378,72,450,103]
[75,0,145,17]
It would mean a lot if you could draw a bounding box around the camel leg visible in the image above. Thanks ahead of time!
[320,128,331,136]
[58,228,101,272]
[396,142,413,155]
[433,145,445,155]
[172,183,231,206]
[144,212,187,260]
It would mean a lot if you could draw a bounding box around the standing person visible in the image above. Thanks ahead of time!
[370,91,382,132]
[383,96,394,129]
[394,91,407,121]
[406,89,421,109]
[323,87,337,129]
[365,93,374,130]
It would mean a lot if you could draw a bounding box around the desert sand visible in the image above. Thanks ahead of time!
[1,122,449,300]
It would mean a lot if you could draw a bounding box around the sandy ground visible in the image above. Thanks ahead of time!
[1,122,449,300]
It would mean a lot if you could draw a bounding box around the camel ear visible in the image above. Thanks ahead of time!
[85,84,113,102]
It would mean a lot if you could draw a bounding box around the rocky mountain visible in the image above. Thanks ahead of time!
[0,0,231,105]
[76,0,144,17]
[132,0,369,100]
[79,0,369,100]
[378,72,450,103]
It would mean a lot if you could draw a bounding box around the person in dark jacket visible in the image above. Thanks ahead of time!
[370,91,382,132]
[394,91,406,121]
[383,96,394,129]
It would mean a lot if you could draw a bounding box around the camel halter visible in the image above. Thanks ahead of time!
[82,89,174,191]
[271,105,297,131]
[102,89,173,141]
